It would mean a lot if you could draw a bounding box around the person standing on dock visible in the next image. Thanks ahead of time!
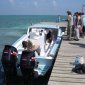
[74,12,83,40]
[67,11,73,40]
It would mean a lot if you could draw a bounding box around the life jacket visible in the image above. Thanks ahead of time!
[1,45,18,65]
[20,50,35,69]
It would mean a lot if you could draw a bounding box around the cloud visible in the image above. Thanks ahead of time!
[52,0,57,7]
[34,1,38,7]
[8,0,15,5]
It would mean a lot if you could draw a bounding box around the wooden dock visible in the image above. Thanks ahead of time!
[48,22,85,85]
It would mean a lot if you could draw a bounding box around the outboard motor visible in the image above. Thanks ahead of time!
[20,50,35,85]
[1,45,18,85]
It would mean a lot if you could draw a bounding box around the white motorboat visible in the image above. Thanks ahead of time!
[1,22,63,77]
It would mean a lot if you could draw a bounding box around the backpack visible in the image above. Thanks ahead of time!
[20,50,35,69]
[1,45,18,64]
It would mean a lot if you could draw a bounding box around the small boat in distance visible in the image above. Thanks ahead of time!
[1,22,63,78]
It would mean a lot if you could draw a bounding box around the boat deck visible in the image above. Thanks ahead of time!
[48,22,85,85]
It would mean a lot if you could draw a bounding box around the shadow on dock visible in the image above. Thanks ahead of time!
[69,42,85,48]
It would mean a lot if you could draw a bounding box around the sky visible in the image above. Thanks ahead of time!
[0,0,85,15]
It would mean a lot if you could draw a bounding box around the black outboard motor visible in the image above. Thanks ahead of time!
[1,45,18,85]
[20,50,35,85]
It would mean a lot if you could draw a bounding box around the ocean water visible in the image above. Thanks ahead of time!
[0,15,66,85]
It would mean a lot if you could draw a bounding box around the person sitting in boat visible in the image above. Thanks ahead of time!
[46,30,53,44]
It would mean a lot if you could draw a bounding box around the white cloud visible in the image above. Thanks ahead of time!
[52,0,57,7]
[8,0,15,5]
[34,1,38,7]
